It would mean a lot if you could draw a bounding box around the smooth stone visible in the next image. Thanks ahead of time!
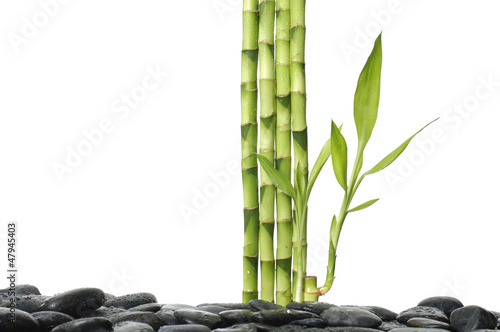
[407,317,454,330]
[219,309,254,325]
[396,306,449,324]
[450,305,497,332]
[288,317,327,327]
[249,299,284,311]
[0,307,40,332]
[361,306,398,321]
[8,295,45,313]
[161,304,196,311]
[103,292,157,310]
[252,308,319,326]
[321,307,382,328]
[129,303,163,312]
[39,288,105,318]
[388,329,451,332]
[197,305,232,314]
[112,321,155,332]
[158,324,211,332]
[174,308,222,329]
[213,328,257,332]
[51,317,112,332]
[31,311,74,331]
[286,302,337,315]
[326,328,387,332]
[86,306,127,318]
[108,311,163,331]
[197,303,253,311]
[418,297,464,317]
[273,326,317,332]
[0,284,41,296]
[231,323,273,332]
[156,309,178,325]
[378,321,407,331]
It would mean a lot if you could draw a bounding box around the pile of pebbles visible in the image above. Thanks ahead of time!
[1,285,499,332]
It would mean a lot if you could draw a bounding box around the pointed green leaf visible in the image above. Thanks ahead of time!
[256,154,297,201]
[354,33,382,153]
[347,198,379,213]
[365,118,439,176]
[305,138,331,202]
[330,120,348,191]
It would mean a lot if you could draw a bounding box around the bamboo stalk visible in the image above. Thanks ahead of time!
[290,0,308,303]
[258,0,276,302]
[275,0,293,306]
[241,0,260,303]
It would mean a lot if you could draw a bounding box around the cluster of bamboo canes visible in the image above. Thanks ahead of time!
[241,0,306,305]
[241,1,437,306]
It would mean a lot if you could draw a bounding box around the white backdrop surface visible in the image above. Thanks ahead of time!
[0,0,499,313]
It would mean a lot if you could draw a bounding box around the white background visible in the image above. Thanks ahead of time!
[1,0,499,313]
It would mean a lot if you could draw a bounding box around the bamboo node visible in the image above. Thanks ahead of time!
[240,121,258,127]
[243,205,259,211]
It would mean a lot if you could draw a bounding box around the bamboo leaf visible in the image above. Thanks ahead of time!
[365,118,439,176]
[256,154,297,201]
[330,120,348,191]
[354,33,382,153]
[347,198,379,213]
[295,161,306,201]
[305,138,331,202]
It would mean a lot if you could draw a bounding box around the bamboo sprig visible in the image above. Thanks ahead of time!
[319,34,439,296]
[258,0,277,302]
[241,0,260,303]
[275,0,293,306]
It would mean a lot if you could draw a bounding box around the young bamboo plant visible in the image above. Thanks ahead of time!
[257,34,439,302]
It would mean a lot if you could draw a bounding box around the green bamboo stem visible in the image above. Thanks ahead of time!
[275,0,293,306]
[290,0,308,303]
[241,0,260,303]
[304,276,319,301]
[258,0,276,302]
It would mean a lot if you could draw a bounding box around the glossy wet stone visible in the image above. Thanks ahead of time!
[388,328,451,332]
[113,321,156,332]
[327,328,386,332]
[407,317,454,330]
[288,317,327,327]
[197,303,253,311]
[0,284,41,296]
[86,306,127,318]
[0,307,40,332]
[286,302,336,315]
[252,308,319,326]
[129,303,163,312]
[158,324,212,332]
[103,292,157,309]
[108,311,163,330]
[31,311,74,331]
[51,317,112,332]
[219,309,254,325]
[162,304,196,311]
[397,306,449,324]
[450,305,497,332]
[198,304,232,314]
[418,296,464,317]
[7,295,45,313]
[249,299,284,311]
[378,320,407,331]
[174,308,223,329]
[320,307,382,328]
[360,306,398,321]
[39,288,105,318]
[156,309,178,325]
